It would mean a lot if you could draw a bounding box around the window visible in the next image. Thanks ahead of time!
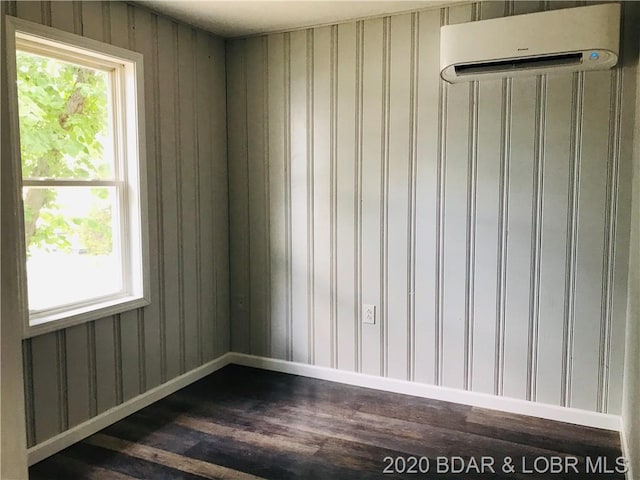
[6,17,149,336]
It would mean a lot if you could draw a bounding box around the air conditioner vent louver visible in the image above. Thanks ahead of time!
[454,53,583,76]
[440,3,620,84]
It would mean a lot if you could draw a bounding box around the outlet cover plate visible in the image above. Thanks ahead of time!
[363,304,376,324]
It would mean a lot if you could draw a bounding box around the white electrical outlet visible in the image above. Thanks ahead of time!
[363,304,376,325]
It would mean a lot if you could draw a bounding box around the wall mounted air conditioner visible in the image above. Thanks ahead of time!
[440,3,620,84]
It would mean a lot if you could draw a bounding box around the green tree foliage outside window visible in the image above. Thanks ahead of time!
[17,51,114,255]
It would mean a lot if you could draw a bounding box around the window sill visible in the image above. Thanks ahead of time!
[24,295,150,338]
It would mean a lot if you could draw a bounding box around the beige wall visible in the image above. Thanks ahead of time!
[2,0,230,448]
[226,0,638,414]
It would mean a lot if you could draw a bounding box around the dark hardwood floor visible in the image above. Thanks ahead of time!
[29,365,625,479]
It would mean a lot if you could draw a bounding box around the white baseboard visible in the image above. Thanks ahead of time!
[27,353,233,466]
[29,351,624,467]
[228,353,623,432]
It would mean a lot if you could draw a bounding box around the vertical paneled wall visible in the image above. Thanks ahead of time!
[622,30,640,477]
[5,1,229,447]
[227,1,638,414]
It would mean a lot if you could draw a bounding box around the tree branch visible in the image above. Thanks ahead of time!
[23,70,86,249]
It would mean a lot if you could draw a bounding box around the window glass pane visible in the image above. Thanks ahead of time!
[16,50,114,180]
[24,186,123,312]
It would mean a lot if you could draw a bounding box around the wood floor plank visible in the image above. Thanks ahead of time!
[61,441,209,480]
[86,433,267,480]
[185,436,378,480]
[144,396,331,450]
[102,413,201,454]
[174,414,320,456]
[29,454,138,480]
[314,437,408,474]
[465,407,621,451]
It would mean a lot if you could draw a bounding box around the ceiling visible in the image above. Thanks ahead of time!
[134,0,462,38]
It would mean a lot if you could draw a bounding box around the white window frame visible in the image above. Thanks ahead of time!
[5,16,150,338]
